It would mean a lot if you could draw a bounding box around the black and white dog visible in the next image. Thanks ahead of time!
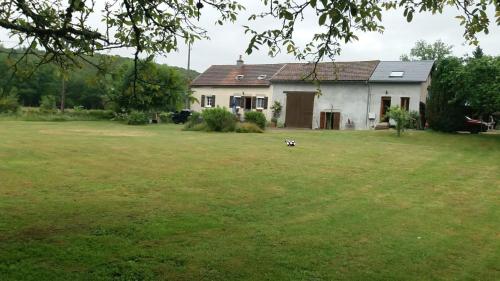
[285,139,296,146]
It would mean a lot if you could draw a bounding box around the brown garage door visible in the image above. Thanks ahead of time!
[285,92,315,128]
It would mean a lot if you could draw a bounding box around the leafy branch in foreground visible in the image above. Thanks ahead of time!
[244,0,497,64]
[0,0,244,70]
[0,0,497,74]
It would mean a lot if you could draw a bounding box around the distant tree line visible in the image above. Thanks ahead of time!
[0,45,199,112]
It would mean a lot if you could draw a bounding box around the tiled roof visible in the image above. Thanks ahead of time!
[270,61,380,82]
[370,61,434,82]
[191,64,285,87]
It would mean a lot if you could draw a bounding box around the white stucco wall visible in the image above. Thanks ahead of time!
[191,86,273,120]
[272,81,428,130]
[192,81,429,130]
[368,83,424,124]
[420,76,431,102]
[272,82,371,130]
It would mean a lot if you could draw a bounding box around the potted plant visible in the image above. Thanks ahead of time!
[270,101,282,128]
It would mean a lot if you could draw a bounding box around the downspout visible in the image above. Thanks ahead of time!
[365,80,371,129]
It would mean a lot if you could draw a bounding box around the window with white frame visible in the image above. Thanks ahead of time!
[256,97,265,109]
[233,96,241,108]
[206,96,214,107]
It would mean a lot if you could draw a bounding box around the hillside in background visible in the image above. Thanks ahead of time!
[0,45,199,109]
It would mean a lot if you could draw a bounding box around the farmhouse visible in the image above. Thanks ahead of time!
[191,58,434,130]
[190,56,284,120]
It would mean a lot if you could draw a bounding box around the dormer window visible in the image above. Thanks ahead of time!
[389,71,404,78]
[235,75,244,80]
[257,74,267,80]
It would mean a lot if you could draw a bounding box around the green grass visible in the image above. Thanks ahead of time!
[0,107,114,122]
[0,121,499,281]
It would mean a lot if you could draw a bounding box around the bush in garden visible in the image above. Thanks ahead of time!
[127,111,149,125]
[244,111,266,129]
[385,106,410,137]
[0,95,20,113]
[201,107,235,132]
[408,110,422,130]
[183,111,204,130]
[235,122,263,133]
[159,112,173,123]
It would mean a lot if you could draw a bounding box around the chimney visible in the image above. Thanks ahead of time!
[236,55,244,66]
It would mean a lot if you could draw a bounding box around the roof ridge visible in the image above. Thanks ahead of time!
[269,64,288,81]
[190,65,216,84]
[378,60,435,62]
[208,63,286,67]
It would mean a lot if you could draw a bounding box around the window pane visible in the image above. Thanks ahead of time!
[389,71,404,77]
[256,98,264,108]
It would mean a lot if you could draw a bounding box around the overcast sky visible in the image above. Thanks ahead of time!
[1,1,499,72]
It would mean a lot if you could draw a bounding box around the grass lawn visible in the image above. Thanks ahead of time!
[0,121,499,281]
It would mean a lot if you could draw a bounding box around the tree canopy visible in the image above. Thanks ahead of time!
[426,57,466,132]
[114,60,189,112]
[400,40,453,61]
[426,54,500,132]
[0,0,498,69]
[0,45,197,110]
[457,56,500,116]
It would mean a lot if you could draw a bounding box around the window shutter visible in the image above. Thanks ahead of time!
[229,96,234,107]
[251,96,256,109]
[201,95,205,107]
[264,97,268,109]
[320,112,326,129]
[212,95,216,107]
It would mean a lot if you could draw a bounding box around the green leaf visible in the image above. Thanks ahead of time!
[283,11,294,21]
[319,13,327,25]
[407,12,413,22]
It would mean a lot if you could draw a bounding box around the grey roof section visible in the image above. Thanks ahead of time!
[369,60,434,82]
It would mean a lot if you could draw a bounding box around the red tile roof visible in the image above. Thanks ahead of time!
[271,61,380,82]
[191,61,380,87]
[191,64,285,87]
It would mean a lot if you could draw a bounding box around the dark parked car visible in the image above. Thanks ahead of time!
[172,109,192,124]
[463,116,488,134]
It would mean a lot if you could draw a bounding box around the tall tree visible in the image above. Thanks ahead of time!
[426,57,466,132]
[400,40,453,61]
[472,46,484,59]
[457,56,500,117]
[58,70,68,112]
[114,60,187,112]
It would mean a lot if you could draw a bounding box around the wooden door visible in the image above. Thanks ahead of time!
[320,112,341,130]
[333,112,340,130]
[380,97,391,122]
[285,92,315,128]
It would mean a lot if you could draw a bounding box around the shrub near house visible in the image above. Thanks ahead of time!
[244,111,266,129]
[201,107,236,132]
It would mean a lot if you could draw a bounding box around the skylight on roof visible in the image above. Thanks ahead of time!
[389,71,404,78]
[257,74,267,80]
[235,75,244,80]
